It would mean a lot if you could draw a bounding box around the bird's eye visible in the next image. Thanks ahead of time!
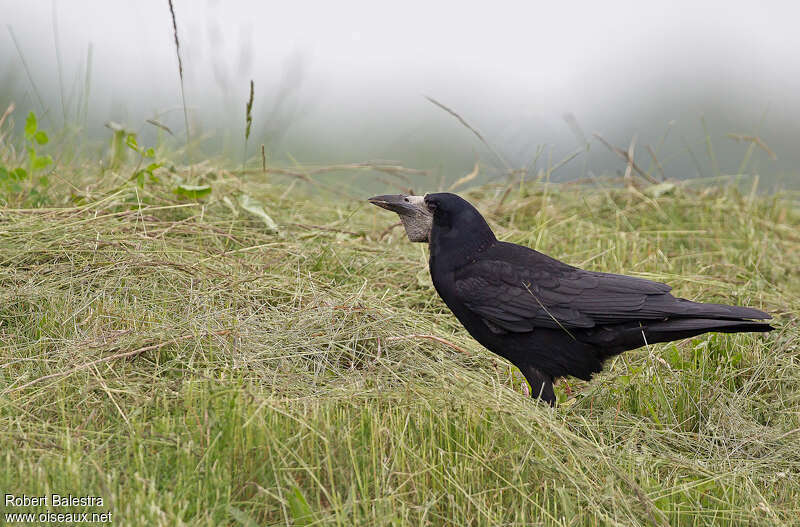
[425,200,437,212]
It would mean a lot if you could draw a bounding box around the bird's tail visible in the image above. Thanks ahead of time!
[643,317,773,344]
[667,298,771,321]
[593,317,773,359]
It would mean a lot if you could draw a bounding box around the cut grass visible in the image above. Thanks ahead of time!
[1,171,798,526]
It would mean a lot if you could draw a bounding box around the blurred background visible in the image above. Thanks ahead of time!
[1,0,798,190]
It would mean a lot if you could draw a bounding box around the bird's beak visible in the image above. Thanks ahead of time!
[368,194,432,243]
[368,194,422,214]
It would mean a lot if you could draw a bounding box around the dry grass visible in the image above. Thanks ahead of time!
[1,168,798,526]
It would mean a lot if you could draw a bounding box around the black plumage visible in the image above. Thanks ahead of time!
[423,192,773,404]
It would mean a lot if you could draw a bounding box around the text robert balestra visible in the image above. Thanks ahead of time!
[5,493,104,507]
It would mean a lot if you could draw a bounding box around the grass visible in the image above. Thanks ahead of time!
[0,167,798,526]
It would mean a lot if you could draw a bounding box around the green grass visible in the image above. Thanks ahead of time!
[1,169,798,526]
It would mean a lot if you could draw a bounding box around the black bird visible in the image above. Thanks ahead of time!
[370,192,773,405]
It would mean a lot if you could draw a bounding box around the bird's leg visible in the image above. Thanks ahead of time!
[520,364,555,406]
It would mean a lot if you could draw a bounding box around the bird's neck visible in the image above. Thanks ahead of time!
[429,225,495,271]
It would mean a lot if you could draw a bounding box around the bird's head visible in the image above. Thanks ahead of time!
[424,192,496,249]
[368,194,433,242]
[423,192,489,229]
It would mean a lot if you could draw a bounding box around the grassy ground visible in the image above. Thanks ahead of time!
[1,169,798,526]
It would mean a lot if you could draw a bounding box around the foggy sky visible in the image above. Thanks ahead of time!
[1,0,799,187]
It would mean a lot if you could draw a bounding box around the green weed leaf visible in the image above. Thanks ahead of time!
[33,130,49,145]
[174,184,212,199]
[288,487,313,526]
[227,506,259,527]
[31,154,53,172]
[24,112,37,139]
[125,133,139,151]
[13,168,28,180]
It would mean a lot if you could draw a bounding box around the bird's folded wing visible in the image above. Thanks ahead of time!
[453,259,673,333]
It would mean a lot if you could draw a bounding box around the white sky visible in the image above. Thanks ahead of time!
[4,1,796,105]
[1,0,799,182]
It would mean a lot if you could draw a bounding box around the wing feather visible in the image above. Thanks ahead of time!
[453,246,676,334]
